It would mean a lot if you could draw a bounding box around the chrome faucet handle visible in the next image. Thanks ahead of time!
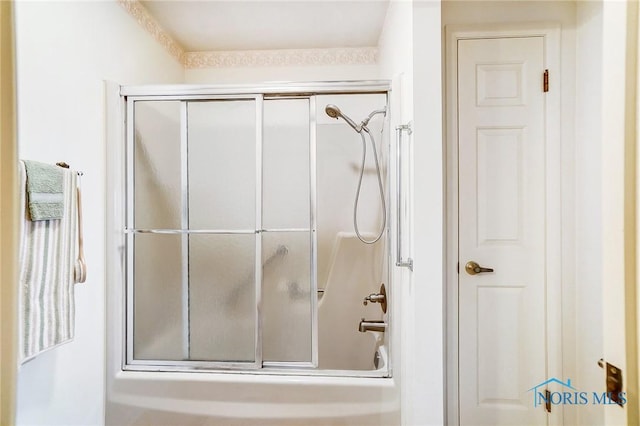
[363,293,385,305]
[361,284,387,313]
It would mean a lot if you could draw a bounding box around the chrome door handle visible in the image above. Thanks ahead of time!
[465,261,494,275]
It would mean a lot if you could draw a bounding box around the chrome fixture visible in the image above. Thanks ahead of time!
[358,319,387,333]
[325,104,361,133]
[373,349,382,369]
[363,283,387,313]
[395,123,413,271]
[363,293,385,304]
[325,103,387,244]
[325,104,387,134]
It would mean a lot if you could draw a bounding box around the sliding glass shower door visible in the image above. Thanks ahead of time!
[127,96,316,369]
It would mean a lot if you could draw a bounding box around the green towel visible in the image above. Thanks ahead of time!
[23,160,64,221]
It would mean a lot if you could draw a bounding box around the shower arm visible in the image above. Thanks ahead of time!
[360,108,387,130]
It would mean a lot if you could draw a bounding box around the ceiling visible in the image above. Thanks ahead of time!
[140,1,390,52]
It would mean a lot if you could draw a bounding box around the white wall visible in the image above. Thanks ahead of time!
[574,2,605,424]
[379,0,413,122]
[14,1,184,425]
[599,1,639,423]
[377,1,417,425]
[411,1,444,424]
[442,0,575,26]
[185,63,379,84]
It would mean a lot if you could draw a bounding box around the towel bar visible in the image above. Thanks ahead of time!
[55,161,83,176]
[55,161,86,283]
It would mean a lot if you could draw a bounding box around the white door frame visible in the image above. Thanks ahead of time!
[444,23,566,426]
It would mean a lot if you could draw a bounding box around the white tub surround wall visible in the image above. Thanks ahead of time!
[13,1,184,425]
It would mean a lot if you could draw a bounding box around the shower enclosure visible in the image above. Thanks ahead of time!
[118,82,392,377]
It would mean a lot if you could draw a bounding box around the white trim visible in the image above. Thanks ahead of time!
[444,23,564,426]
[117,0,185,64]
[180,101,189,359]
[309,96,319,368]
[255,95,263,368]
[120,81,391,97]
[104,80,127,393]
[184,47,378,69]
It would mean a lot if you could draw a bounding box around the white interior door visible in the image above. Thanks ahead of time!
[457,36,549,426]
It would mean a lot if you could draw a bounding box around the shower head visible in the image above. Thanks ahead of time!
[325,104,341,119]
[325,104,361,132]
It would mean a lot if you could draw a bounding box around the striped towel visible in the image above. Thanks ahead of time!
[18,161,78,364]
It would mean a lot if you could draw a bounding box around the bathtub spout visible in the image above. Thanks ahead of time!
[358,318,387,333]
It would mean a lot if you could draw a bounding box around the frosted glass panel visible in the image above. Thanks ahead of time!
[189,234,256,362]
[263,99,310,229]
[262,232,312,362]
[133,234,184,360]
[188,101,256,230]
[315,94,388,291]
[134,101,181,229]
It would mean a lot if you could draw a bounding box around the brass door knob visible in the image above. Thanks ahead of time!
[465,261,494,275]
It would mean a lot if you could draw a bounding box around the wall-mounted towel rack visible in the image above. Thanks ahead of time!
[55,161,84,176]
[56,162,86,283]
[395,123,413,271]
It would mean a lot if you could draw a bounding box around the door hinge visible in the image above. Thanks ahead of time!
[545,389,552,413]
[598,359,625,406]
[543,69,549,92]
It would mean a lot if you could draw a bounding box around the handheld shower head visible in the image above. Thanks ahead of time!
[324,103,388,245]
[325,104,341,119]
[325,104,360,132]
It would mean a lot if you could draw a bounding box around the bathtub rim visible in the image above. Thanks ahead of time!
[108,370,398,420]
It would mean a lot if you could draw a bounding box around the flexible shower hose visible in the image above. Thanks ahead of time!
[353,128,386,244]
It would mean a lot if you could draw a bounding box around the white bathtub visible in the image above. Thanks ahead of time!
[106,371,399,425]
